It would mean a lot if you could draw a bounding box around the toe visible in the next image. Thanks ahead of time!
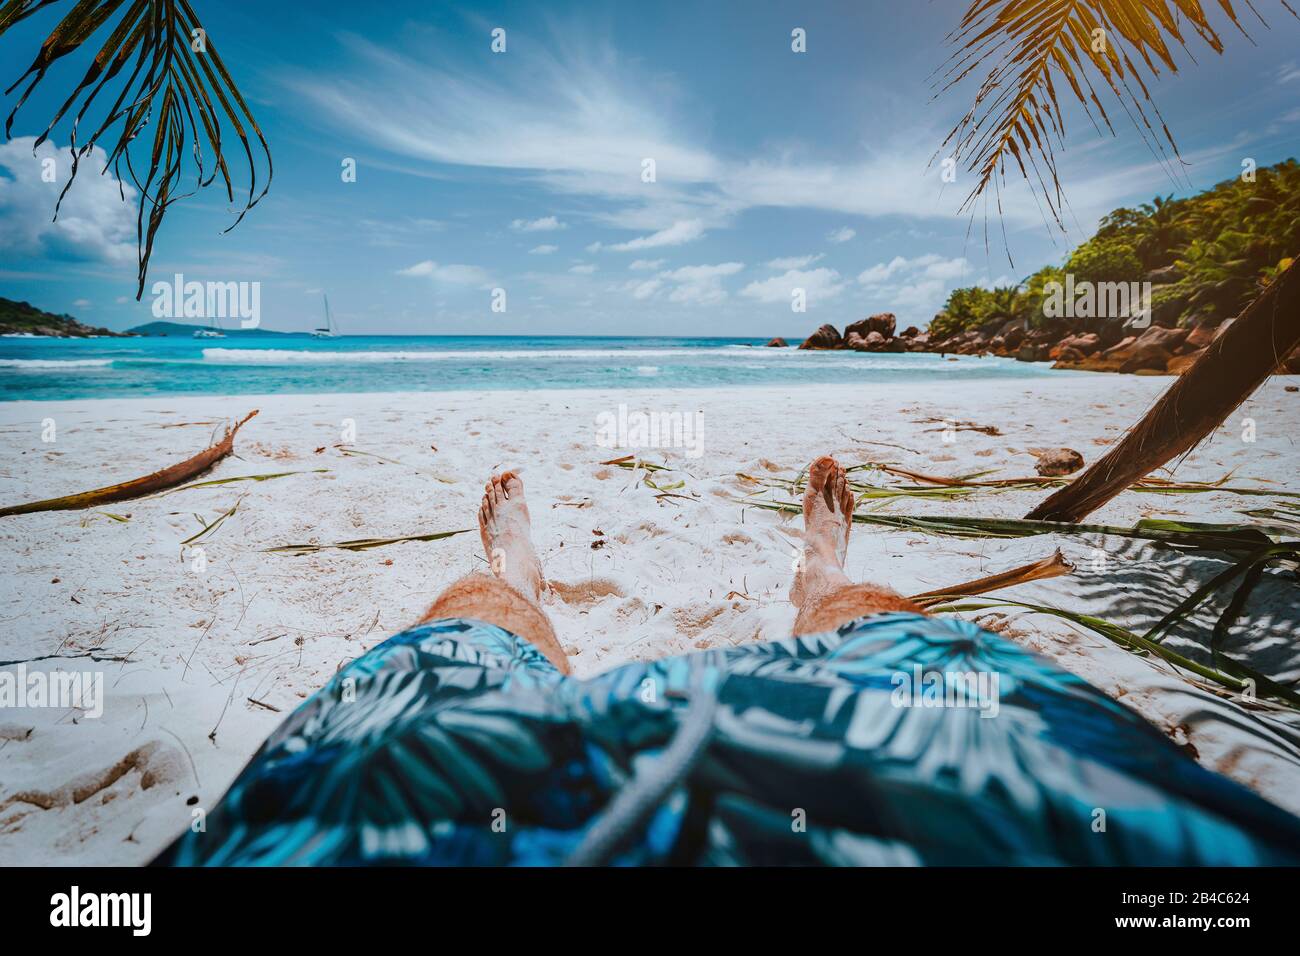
[807,455,836,489]
[500,469,523,500]
[823,461,844,511]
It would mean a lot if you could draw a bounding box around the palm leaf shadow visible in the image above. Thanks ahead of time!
[1030,536,1300,689]
[982,536,1300,776]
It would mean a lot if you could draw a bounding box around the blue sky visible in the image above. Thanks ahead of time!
[1,0,1298,335]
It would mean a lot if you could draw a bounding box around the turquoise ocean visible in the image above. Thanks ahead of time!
[0,334,1058,401]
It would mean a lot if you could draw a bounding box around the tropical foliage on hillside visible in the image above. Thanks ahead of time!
[0,296,120,336]
[929,159,1300,338]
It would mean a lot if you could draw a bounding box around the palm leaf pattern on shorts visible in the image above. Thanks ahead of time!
[156,614,1300,866]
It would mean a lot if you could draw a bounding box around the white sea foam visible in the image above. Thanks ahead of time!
[198,347,837,364]
[0,358,113,369]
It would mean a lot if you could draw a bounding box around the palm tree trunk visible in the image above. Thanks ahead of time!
[1025,260,1300,522]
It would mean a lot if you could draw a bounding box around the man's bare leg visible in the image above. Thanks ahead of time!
[791,455,924,634]
[416,471,570,674]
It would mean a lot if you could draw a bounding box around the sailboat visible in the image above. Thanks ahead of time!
[192,317,225,339]
[311,293,337,338]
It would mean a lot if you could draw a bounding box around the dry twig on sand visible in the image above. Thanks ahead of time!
[0,411,259,517]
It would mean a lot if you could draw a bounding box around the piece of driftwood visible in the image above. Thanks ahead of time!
[0,410,258,517]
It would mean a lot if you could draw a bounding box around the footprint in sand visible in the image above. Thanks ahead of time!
[548,577,625,607]
[0,741,186,839]
[720,531,755,546]
[672,599,749,639]
[614,596,652,624]
[615,521,667,543]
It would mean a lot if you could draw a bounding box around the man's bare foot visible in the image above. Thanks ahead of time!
[791,455,854,607]
[478,471,544,602]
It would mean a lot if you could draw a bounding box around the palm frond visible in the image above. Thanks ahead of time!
[0,0,271,297]
[265,528,473,557]
[910,549,1075,606]
[735,497,1288,555]
[152,467,329,496]
[936,0,1294,234]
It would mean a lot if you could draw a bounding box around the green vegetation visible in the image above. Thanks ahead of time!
[0,296,124,337]
[929,159,1300,337]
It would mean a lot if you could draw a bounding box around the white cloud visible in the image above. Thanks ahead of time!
[0,137,137,264]
[880,278,948,314]
[287,33,1051,244]
[606,218,705,251]
[718,150,1075,230]
[767,253,823,270]
[72,298,92,307]
[664,265,739,305]
[511,216,566,232]
[1278,61,1300,84]
[919,257,970,281]
[857,256,909,284]
[286,34,719,186]
[529,244,558,255]
[858,253,969,285]
[288,30,1188,254]
[357,216,447,249]
[826,226,856,244]
[624,261,743,305]
[740,267,847,306]
[569,263,597,274]
[397,260,493,286]
[853,254,984,321]
[630,277,662,299]
[668,283,726,305]
[660,262,743,283]
[629,258,665,271]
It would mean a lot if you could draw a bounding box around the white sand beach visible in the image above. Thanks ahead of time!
[2,373,1298,865]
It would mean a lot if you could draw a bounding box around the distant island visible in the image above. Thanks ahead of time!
[0,297,129,338]
[0,299,308,338]
[126,321,293,337]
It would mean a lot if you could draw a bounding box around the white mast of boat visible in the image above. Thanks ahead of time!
[311,293,337,338]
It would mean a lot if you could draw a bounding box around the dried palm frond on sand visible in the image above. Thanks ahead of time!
[0,410,258,517]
